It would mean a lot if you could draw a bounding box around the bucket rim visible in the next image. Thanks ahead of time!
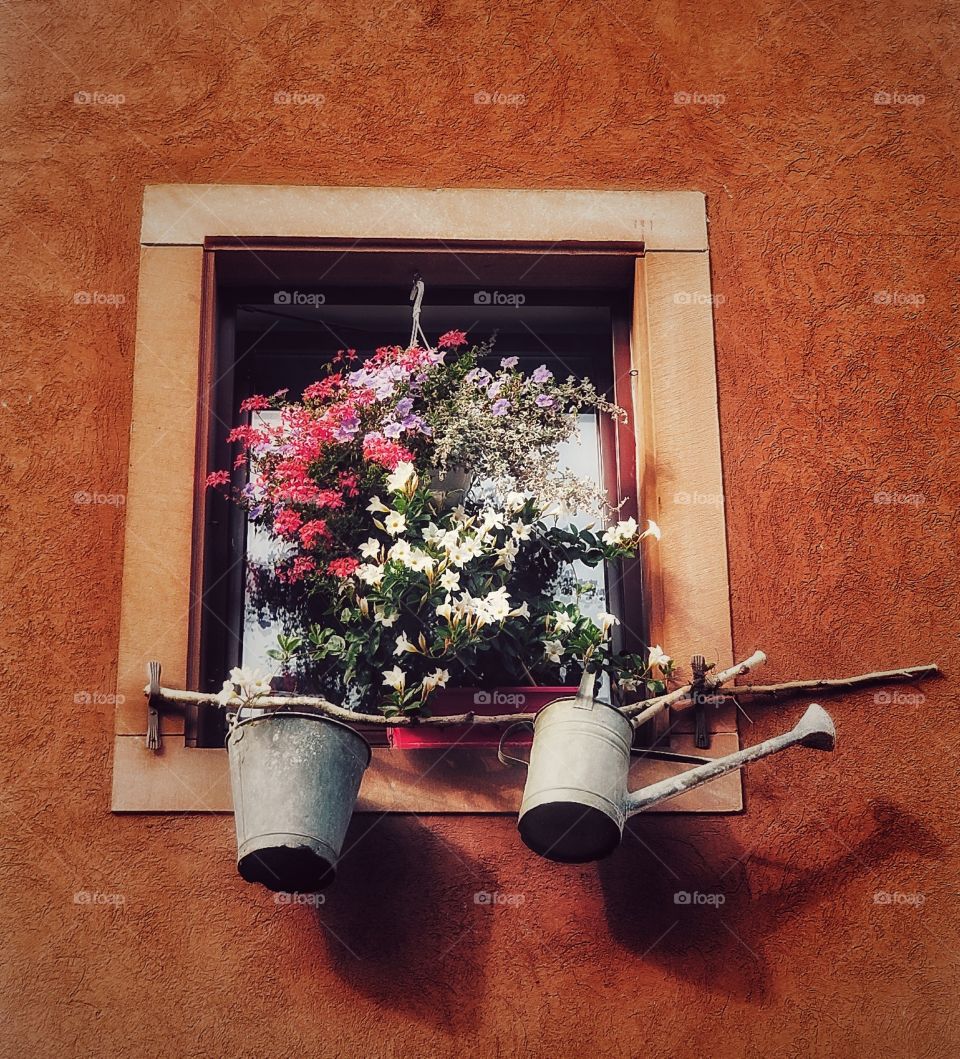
[227,708,372,765]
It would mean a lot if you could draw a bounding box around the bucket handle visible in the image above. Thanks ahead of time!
[497,721,534,768]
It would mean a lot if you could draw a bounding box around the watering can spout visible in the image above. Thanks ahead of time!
[624,703,836,816]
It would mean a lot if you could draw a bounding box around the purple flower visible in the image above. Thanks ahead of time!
[501,356,519,370]
[465,367,493,386]
[531,365,553,384]
[395,397,414,417]
[401,413,427,432]
[334,412,361,441]
[487,379,505,399]
[249,504,264,520]
[383,421,404,439]
[491,398,511,417]
[535,394,555,408]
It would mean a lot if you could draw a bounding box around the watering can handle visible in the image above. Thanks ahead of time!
[497,721,534,768]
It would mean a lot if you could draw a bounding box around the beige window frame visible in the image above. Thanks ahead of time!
[112,185,739,814]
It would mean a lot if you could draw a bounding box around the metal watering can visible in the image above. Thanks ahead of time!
[502,670,836,863]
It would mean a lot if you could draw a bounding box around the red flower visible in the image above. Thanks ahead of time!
[226,425,265,451]
[362,434,415,470]
[338,472,360,498]
[314,489,345,510]
[205,470,231,489]
[300,519,329,549]
[438,329,468,349]
[272,508,303,539]
[239,394,271,412]
[303,375,343,402]
[327,557,360,579]
[280,556,316,584]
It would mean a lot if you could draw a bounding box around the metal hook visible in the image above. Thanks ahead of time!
[409,273,425,349]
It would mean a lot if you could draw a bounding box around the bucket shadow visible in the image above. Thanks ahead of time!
[312,815,497,1032]
[599,799,943,1003]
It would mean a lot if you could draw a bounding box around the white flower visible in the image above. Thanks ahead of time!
[602,517,638,546]
[388,539,412,565]
[423,522,444,544]
[505,491,527,512]
[480,508,505,530]
[641,519,662,541]
[495,538,519,570]
[407,549,435,573]
[359,537,382,559]
[450,504,469,524]
[480,588,512,622]
[648,644,672,670]
[382,666,406,692]
[436,601,455,622]
[216,679,240,707]
[551,611,575,634]
[596,611,620,636]
[439,569,460,592]
[509,601,530,619]
[356,563,384,586]
[422,668,450,692]
[446,542,471,567]
[219,666,271,706]
[510,520,532,541]
[367,496,389,514]
[458,535,483,560]
[386,461,417,494]
[374,605,398,627]
[544,639,564,664]
[618,676,640,692]
[394,632,417,656]
[384,511,407,536]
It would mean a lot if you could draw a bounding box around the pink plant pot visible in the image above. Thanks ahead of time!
[389,686,578,750]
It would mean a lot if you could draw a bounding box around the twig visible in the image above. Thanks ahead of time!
[146,656,940,731]
[711,664,940,699]
[148,685,539,728]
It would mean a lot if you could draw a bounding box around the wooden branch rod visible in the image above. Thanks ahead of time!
[145,658,939,732]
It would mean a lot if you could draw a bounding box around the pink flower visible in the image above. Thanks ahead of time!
[300,519,329,549]
[327,557,360,579]
[273,508,303,539]
[205,470,231,489]
[280,556,316,584]
[226,425,266,451]
[314,489,345,510]
[303,375,343,402]
[239,394,271,412]
[362,433,415,470]
[438,329,468,349]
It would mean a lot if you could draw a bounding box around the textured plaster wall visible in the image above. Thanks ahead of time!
[1,1,958,1057]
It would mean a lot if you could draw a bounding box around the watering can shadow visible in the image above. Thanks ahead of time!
[500,670,836,864]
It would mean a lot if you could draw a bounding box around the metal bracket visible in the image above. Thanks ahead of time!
[691,654,711,750]
[145,660,196,751]
[146,661,163,751]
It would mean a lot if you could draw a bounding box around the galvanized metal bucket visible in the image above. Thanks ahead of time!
[227,708,371,893]
[507,673,835,864]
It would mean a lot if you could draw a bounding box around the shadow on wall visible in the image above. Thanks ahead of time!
[309,815,497,1033]
[599,800,943,1004]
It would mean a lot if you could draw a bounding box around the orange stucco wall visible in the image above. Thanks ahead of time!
[2,2,958,1056]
